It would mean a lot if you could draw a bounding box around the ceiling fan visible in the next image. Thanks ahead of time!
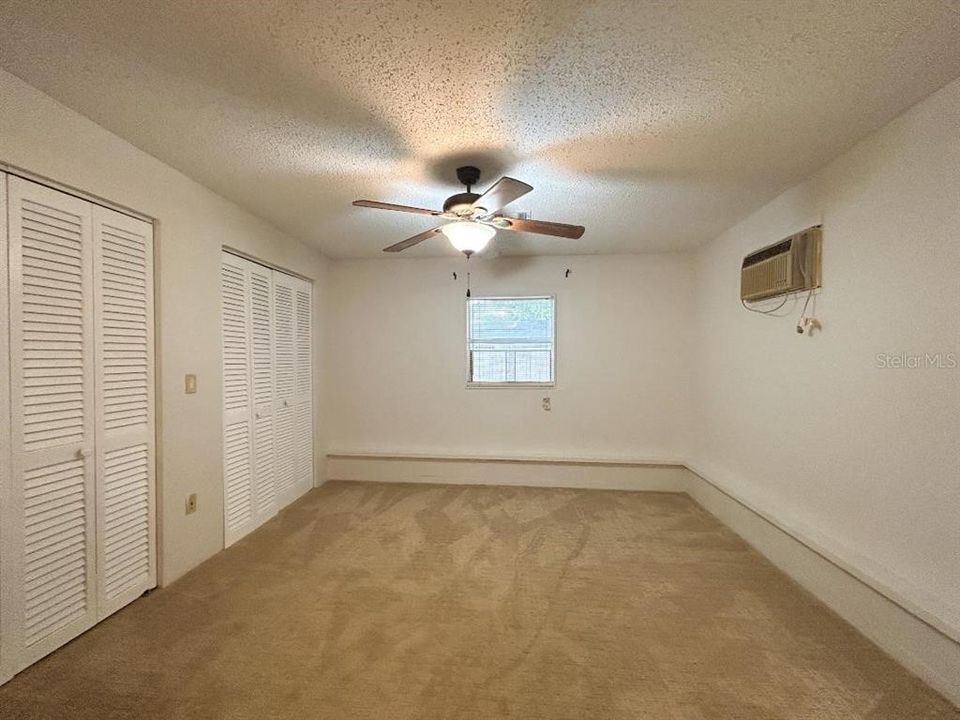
[352,166,585,255]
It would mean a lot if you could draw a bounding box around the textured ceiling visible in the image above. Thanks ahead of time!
[1,1,959,258]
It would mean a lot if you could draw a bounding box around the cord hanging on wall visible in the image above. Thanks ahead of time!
[741,295,789,315]
[795,288,821,335]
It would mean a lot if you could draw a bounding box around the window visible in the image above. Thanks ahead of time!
[467,296,555,386]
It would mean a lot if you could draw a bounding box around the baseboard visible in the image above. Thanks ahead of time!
[328,451,960,707]
[685,470,960,707]
[326,452,690,492]
[685,462,960,644]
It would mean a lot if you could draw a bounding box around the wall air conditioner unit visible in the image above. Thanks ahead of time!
[741,225,822,302]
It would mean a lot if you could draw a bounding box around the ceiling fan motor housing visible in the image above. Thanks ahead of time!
[443,191,481,213]
[444,165,484,213]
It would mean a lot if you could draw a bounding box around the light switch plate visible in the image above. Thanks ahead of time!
[186,493,197,515]
[185,374,197,394]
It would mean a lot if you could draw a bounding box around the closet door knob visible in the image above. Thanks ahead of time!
[76,448,88,460]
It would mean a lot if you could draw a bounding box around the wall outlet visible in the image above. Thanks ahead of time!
[542,397,551,412]
[186,493,197,515]
[185,374,198,394]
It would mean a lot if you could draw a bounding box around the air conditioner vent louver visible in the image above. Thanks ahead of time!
[741,226,822,302]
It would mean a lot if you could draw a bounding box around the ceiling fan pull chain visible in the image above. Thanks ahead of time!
[466,257,471,298]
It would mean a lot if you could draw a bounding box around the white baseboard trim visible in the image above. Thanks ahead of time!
[686,470,960,707]
[685,462,960,645]
[327,451,960,707]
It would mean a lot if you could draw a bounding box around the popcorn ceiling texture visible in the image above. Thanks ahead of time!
[1,0,959,258]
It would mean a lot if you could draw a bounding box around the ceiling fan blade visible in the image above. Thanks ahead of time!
[472,177,533,214]
[382,226,443,253]
[354,200,441,216]
[496,216,585,239]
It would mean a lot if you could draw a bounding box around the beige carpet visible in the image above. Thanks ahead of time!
[0,481,955,719]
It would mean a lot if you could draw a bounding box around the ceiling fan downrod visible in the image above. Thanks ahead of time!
[456,165,481,194]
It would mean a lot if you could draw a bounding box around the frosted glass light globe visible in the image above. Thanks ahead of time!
[441,221,495,255]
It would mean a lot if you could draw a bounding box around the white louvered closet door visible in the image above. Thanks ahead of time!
[221,256,311,547]
[249,262,277,526]
[292,277,313,495]
[3,176,98,670]
[93,206,156,619]
[271,271,298,508]
[221,253,255,546]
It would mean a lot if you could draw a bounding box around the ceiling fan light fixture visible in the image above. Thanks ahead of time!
[355,167,584,253]
[441,221,495,255]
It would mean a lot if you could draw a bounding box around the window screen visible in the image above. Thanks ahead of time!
[467,297,555,385]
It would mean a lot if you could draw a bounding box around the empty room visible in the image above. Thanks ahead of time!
[0,1,958,718]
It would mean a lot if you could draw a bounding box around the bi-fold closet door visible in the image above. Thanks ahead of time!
[0,174,156,680]
[221,251,312,547]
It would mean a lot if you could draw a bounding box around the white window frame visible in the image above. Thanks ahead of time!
[465,295,556,389]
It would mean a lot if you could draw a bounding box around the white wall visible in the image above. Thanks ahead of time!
[691,77,960,640]
[327,253,694,462]
[0,69,329,585]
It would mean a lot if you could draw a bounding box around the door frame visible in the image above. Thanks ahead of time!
[0,172,10,684]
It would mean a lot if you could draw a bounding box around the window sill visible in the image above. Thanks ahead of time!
[466,382,555,390]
